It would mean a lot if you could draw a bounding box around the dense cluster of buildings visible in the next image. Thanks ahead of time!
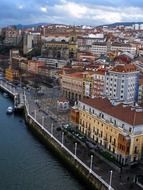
[1,23,143,165]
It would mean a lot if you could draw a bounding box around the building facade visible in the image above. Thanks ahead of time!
[77,97,143,165]
[104,64,139,103]
[92,69,105,98]
[61,72,84,102]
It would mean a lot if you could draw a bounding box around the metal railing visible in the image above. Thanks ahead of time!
[0,83,114,190]
[24,92,114,190]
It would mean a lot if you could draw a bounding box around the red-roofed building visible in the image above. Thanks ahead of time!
[105,64,139,103]
[77,97,143,165]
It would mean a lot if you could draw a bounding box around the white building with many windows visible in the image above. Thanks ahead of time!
[104,64,139,104]
[91,42,107,55]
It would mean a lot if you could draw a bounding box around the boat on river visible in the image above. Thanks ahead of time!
[6,106,13,114]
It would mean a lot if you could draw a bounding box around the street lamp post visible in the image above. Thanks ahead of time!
[34,109,36,120]
[42,116,44,126]
[51,122,53,137]
[61,132,64,147]
[27,103,29,113]
[74,142,77,159]
[89,155,93,173]
[109,170,113,190]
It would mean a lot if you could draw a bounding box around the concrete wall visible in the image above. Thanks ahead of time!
[24,112,110,190]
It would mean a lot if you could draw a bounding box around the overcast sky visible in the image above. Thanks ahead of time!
[0,0,143,27]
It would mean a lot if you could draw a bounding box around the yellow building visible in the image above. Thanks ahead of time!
[77,97,143,165]
[61,72,84,102]
[83,72,94,97]
[5,67,19,81]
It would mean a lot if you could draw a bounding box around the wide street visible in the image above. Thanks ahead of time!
[1,80,143,190]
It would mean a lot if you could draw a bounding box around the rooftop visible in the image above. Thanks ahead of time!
[110,64,137,73]
[81,97,143,126]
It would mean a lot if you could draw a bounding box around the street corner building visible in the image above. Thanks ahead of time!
[74,97,143,166]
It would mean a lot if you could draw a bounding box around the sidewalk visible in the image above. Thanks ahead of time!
[26,90,142,190]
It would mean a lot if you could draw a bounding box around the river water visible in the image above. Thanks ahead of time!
[0,92,86,190]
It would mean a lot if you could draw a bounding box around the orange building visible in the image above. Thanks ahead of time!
[70,107,79,124]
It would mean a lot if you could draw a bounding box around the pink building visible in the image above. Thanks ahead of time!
[93,69,105,97]
[28,60,44,74]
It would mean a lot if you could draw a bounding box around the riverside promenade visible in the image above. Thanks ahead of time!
[0,79,142,190]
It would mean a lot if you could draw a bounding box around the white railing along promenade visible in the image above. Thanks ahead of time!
[0,80,17,96]
[24,91,114,190]
[0,82,114,190]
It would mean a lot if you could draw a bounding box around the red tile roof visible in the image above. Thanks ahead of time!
[95,69,106,75]
[111,64,136,73]
[66,72,84,79]
[81,97,143,126]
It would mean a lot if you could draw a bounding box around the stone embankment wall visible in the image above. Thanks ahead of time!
[25,111,111,190]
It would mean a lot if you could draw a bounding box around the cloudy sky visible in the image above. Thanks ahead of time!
[0,0,143,26]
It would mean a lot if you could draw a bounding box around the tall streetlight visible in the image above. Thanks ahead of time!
[34,109,36,120]
[27,103,29,113]
[61,131,64,148]
[74,142,77,159]
[109,170,113,190]
[42,116,44,126]
[51,122,54,137]
[89,155,93,173]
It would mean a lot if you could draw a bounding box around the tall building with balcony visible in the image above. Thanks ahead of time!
[104,64,139,104]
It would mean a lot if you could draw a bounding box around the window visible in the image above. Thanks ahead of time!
[101,131,103,138]
[134,146,138,154]
[129,127,132,132]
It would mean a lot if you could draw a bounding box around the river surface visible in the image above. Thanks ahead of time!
[0,92,86,190]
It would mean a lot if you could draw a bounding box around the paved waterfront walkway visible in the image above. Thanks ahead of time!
[1,81,142,190]
[25,88,143,190]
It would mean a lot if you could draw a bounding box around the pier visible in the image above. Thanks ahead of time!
[0,80,24,110]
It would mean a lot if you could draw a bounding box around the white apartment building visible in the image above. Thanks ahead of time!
[111,43,137,55]
[104,64,139,103]
[91,42,107,55]
[91,42,137,55]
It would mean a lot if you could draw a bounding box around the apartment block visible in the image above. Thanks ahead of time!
[77,97,143,165]
[104,64,139,103]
